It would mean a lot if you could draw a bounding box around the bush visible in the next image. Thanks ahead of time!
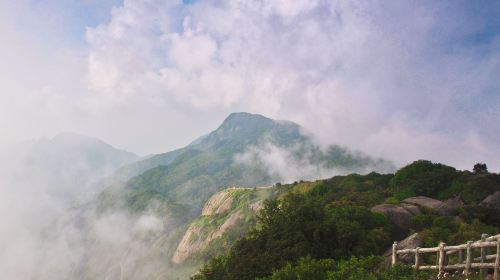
[390,160,457,199]
[258,257,336,280]
[261,257,435,280]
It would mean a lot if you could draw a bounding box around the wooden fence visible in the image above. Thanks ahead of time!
[392,233,500,279]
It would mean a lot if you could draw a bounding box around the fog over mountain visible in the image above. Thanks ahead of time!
[0,113,393,279]
[0,133,140,279]
[0,132,138,198]
[1,1,500,170]
[0,1,499,279]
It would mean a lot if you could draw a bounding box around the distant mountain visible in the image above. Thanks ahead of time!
[115,112,304,180]
[0,132,139,200]
[104,112,394,213]
[47,114,396,279]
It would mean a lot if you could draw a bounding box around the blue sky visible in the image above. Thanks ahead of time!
[1,0,500,170]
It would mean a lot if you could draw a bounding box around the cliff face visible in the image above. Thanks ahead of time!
[172,187,274,264]
[201,190,234,216]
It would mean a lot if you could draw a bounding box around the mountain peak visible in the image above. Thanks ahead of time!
[47,132,138,160]
[52,132,97,143]
[220,112,273,127]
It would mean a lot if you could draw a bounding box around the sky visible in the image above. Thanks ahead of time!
[1,0,500,170]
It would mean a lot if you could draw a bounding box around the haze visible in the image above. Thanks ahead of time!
[1,0,500,169]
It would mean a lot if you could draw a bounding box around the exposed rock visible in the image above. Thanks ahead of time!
[202,191,233,216]
[248,200,264,212]
[383,233,423,267]
[395,233,423,262]
[371,204,414,240]
[444,196,464,210]
[211,211,243,239]
[172,211,243,264]
[214,195,234,215]
[172,225,203,264]
[402,196,456,216]
[400,203,421,216]
[482,191,500,209]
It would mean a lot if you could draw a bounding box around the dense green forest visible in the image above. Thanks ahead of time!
[193,160,500,280]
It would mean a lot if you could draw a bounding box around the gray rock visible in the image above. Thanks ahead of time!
[383,233,423,267]
[482,191,500,209]
[401,203,421,216]
[443,196,464,210]
[403,196,456,216]
[371,204,414,240]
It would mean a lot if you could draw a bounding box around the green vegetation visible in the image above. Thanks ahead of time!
[390,160,500,202]
[390,160,458,200]
[171,187,275,269]
[102,112,394,216]
[257,257,484,280]
[258,257,435,280]
[193,161,500,280]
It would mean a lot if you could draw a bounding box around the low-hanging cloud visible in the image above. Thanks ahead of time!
[235,142,337,184]
[234,140,394,184]
[0,139,177,280]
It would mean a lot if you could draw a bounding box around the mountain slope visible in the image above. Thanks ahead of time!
[0,132,139,199]
[86,113,395,279]
[115,112,304,180]
[108,112,394,212]
[172,186,274,265]
[193,161,500,280]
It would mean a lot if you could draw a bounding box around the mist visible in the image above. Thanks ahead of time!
[0,1,500,279]
[0,135,179,280]
[1,1,499,170]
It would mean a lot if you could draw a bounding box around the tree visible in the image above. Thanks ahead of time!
[473,163,488,174]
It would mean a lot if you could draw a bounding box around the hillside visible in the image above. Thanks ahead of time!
[0,132,139,199]
[172,186,274,265]
[194,160,500,280]
[83,112,395,279]
[104,112,394,214]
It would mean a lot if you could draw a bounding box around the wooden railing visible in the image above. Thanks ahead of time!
[392,234,500,279]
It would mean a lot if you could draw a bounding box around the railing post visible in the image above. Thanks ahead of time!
[415,247,420,270]
[465,241,472,275]
[438,242,446,277]
[481,233,488,277]
[494,238,500,280]
[392,241,398,267]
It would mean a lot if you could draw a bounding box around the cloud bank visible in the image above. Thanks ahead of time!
[1,1,500,166]
[0,138,171,280]
[84,0,500,170]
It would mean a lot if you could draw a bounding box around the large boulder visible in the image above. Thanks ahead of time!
[443,195,464,210]
[482,191,500,209]
[371,204,414,240]
[400,203,421,216]
[402,196,456,216]
[382,233,423,268]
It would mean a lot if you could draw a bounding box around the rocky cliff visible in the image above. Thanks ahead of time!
[172,186,274,264]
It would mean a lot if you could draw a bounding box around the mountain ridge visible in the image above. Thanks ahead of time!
[115,112,393,181]
[105,112,395,215]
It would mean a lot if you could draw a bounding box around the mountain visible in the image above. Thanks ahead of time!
[115,112,304,180]
[0,132,139,200]
[63,113,395,279]
[193,161,500,280]
[106,112,394,212]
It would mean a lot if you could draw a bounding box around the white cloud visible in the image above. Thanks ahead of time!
[1,0,500,165]
[234,142,336,183]
[84,0,500,170]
